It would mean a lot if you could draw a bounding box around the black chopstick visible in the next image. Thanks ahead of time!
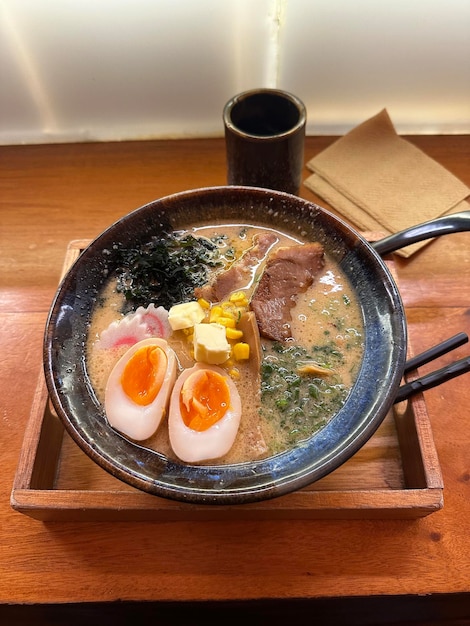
[404,332,469,373]
[395,355,470,403]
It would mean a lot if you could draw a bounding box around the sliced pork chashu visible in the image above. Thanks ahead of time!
[250,242,325,341]
[195,232,277,303]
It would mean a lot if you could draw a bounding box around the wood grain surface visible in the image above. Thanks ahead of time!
[1,136,469,622]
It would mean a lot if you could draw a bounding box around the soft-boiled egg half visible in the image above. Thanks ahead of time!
[105,337,177,441]
[168,363,242,463]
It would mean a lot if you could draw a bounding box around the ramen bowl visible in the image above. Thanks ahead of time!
[44,186,406,504]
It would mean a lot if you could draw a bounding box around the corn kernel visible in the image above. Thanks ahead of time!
[233,342,250,361]
[197,297,211,310]
[226,327,243,340]
[229,368,240,380]
[229,291,248,306]
[210,305,223,322]
[217,316,236,328]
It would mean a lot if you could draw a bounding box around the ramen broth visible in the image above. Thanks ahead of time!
[86,223,364,463]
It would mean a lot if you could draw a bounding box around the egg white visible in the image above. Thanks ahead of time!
[105,337,177,441]
[168,363,242,463]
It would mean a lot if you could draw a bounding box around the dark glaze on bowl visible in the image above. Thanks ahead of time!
[44,186,406,504]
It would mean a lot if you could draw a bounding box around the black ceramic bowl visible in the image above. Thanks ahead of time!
[44,186,407,504]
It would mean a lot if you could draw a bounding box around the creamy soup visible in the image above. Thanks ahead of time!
[86,223,364,464]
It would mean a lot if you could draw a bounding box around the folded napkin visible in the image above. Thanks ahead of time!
[304,109,470,257]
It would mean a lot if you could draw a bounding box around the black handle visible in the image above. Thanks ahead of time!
[395,356,470,403]
[404,332,469,374]
[372,211,470,256]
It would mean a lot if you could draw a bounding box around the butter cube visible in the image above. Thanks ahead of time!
[168,301,205,331]
[193,323,231,365]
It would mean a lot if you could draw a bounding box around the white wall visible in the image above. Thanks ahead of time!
[1,0,469,145]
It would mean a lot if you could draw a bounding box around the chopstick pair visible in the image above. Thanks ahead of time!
[395,332,470,403]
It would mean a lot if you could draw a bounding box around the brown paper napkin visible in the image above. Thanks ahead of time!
[304,109,470,257]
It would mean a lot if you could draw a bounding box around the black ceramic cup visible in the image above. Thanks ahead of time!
[223,88,307,195]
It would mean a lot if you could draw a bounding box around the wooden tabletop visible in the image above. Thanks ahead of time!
[1,136,470,624]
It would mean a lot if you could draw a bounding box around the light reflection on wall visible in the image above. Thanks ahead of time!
[0,0,469,145]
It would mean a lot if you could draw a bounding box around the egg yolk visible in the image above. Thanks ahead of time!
[121,345,167,406]
[180,370,230,432]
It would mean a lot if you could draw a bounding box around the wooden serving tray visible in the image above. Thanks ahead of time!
[11,240,444,521]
